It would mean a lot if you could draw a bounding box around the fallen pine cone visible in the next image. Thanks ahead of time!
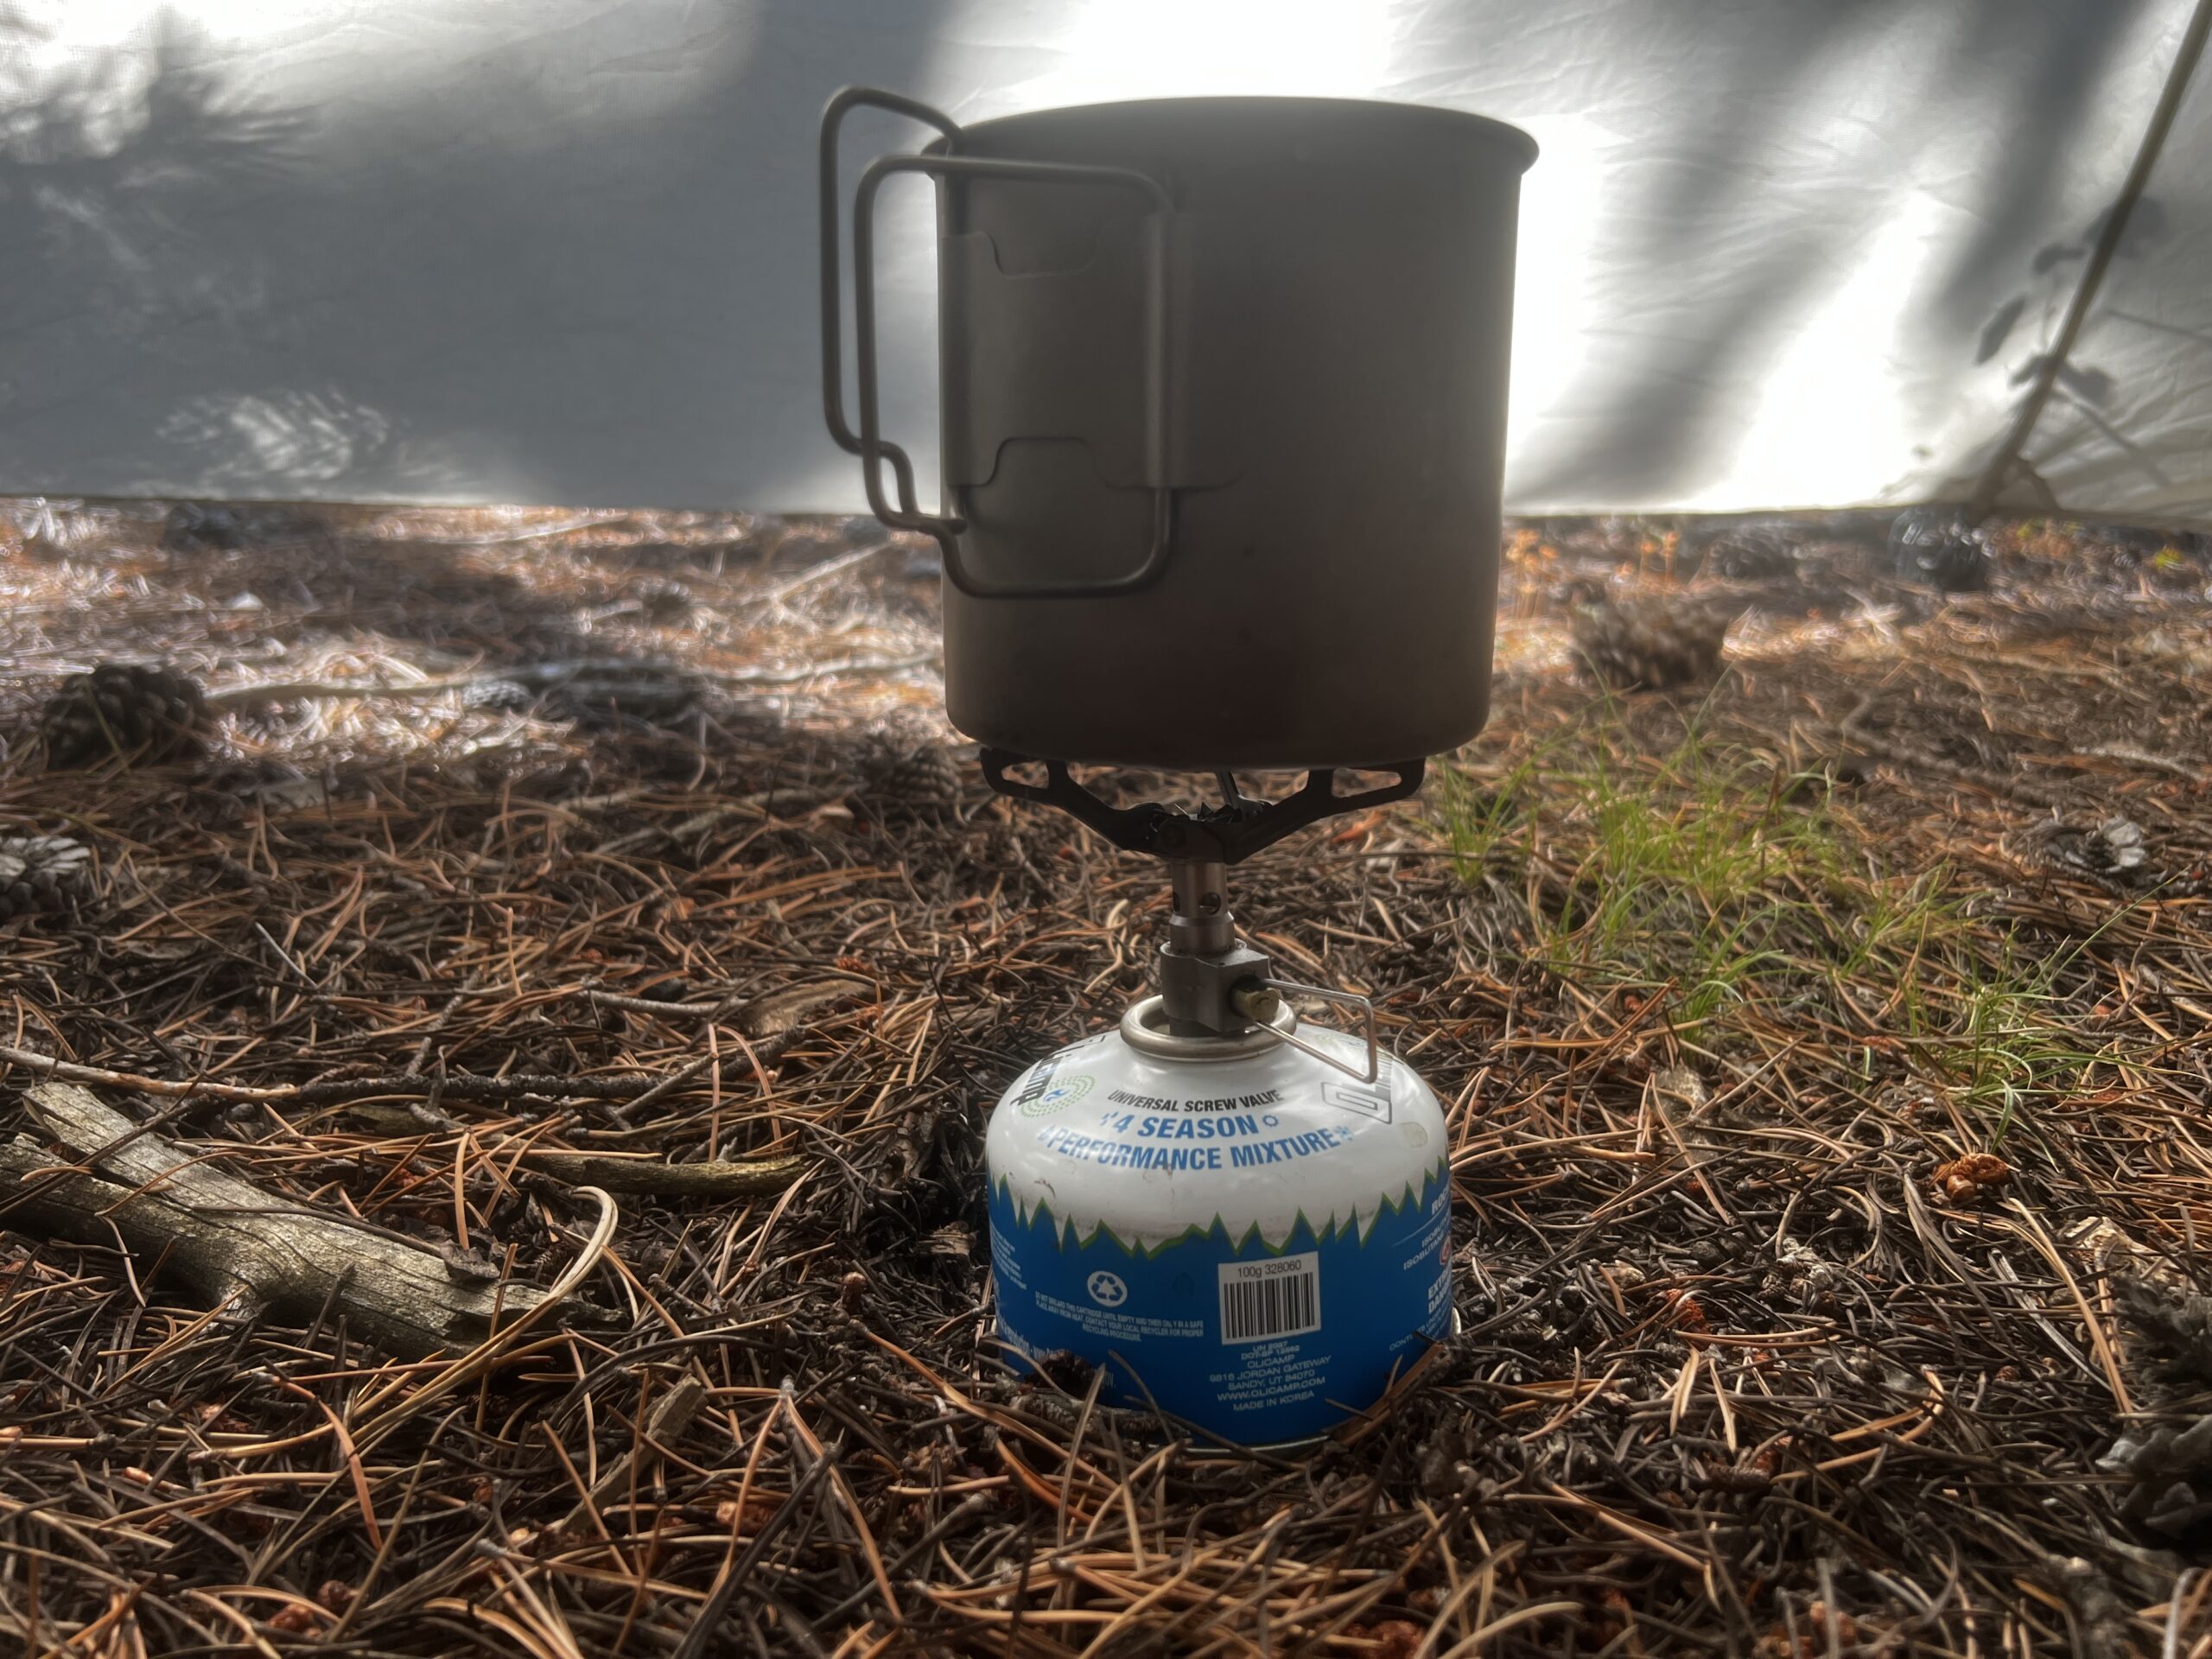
[1889,507,1987,592]
[1694,521,1797,582]
[161,502,250,554]
[0,836,92,923]
[1025,1349,1096,1397]
[1572,596,1739,692]
[41,664,208,769]
[1932,1152,2012,1203]
[2113,1273,2212,1392]
[2039,816,2151,885]
[2101,1277,2212,1535]
[854,734,965,815]
[2101,1418,2212,1533]
[538,663,698,726]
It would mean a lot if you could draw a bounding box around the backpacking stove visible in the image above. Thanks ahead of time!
[817,84,1533,1442]
[971,754,1457,1445]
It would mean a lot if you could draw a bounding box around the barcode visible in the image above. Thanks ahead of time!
[1218,1253,1322,1343]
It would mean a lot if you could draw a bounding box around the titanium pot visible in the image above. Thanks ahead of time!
[821,89,1536,770]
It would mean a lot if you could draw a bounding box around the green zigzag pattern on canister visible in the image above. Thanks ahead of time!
[989,1155,1448,1261]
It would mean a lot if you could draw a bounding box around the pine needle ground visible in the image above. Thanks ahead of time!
[0,502,2209,1655]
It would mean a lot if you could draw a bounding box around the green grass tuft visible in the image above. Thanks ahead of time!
[1435,702,2133,1128]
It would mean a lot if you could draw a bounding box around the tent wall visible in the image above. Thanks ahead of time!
[0,1,2204,522]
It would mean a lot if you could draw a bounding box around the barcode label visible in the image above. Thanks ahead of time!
[1218,1253,1322,1344]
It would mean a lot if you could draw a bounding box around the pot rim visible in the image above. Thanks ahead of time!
[944,93,1537,172]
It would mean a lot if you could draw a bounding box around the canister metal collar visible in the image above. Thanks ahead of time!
[1120,994,1295,1061]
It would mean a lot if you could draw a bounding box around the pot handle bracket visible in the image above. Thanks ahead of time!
[820,86,1179,600]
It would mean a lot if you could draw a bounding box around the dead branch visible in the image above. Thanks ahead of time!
[0,1026,817,1108]
[1839,692,2068,808]
[0,1082,563,1357]
[518,1150,804,1198]
[200,653,935,710]
[565,1372,711,1528]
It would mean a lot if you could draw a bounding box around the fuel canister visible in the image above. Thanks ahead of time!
[985,1003,1453,1446]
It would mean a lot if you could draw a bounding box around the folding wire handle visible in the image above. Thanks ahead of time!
[818,87,953,531]
[819,86,1179,600]
[1233,976,1382,1084]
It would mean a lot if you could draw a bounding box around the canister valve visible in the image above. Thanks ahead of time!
[1157,857,1380,1084]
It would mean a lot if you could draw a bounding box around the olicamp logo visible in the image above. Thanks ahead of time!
[1014,1061,1095,1117]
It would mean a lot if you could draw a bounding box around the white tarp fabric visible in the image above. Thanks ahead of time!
[1,1,2207,523]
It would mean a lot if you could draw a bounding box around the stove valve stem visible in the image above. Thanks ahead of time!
[1236,976,1381,1085]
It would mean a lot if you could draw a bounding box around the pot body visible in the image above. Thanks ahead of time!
[985,1020,1452,1446]
[933,97,1534,769]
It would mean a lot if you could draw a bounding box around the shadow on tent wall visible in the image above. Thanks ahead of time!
[0,2,950,509]
[1505,0,2156,510]
[0,2,2188,518]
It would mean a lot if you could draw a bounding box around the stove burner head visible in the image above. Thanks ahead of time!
[981,753,1399,1067]
[978,751,1421,865]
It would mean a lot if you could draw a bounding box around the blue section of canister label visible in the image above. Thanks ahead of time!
[987,1161,1452,1446]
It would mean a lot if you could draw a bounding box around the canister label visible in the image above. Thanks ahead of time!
[988,1157,1452,1445]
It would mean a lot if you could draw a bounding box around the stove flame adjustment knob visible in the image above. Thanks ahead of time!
[1230,981,1283,1026]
